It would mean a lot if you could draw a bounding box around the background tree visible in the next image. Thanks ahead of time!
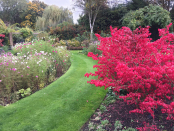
[122,4,171,40]
[0,0,28,24]
[74,0,108,41]
[35,5,73,31]
[78,5,128,33]
[170,5,174,21]
[144,0,174,11]
[20,0,48,29]
[127,0,148,10]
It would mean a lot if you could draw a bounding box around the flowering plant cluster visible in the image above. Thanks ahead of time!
[85,24,174,121]
[0,40,71,105]
[0,34,5,47]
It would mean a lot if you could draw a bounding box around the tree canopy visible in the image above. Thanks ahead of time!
[0,0,29,24]
[122,4,171,40]
[20,0,48,29]
[78,5,128,33]
[73,0,108,41]
[36,5,73,31]
[144,0,174,11]
[127,0,148,10]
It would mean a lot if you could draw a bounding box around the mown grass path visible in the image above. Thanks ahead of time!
[0,51,107,131]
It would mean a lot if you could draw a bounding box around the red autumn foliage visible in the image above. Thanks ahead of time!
[0,34,5,47]
[85,24,174,122]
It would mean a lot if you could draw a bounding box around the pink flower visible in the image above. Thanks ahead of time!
[87,100,88,102]
[55,51,57,53]
[52,51,54,52]
[27,66,30,68]
[21,75,23,77]
[36,76,38,78]
[18,72,20,73]
[12,68,17,71]
[63,60,65,62]
[27,74,29,75]
[0,80,2,82]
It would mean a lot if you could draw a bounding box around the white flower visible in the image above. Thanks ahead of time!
[40,51,44,54]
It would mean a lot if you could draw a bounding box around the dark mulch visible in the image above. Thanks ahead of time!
[80,96,174,131]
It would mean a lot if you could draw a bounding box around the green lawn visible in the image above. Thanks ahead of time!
[0,51,107,131]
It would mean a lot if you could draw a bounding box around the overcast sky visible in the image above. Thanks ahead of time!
[38,0,83,24]
[37,0,129,24]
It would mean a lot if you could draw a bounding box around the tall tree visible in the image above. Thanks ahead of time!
[127,0,148,10]
[0,0,29,24]
[73,0,108,41]
[20,0,47,29]
[78,5,128,33]
[35,5,73,31]
[144,0,174,11]
[122,4,171,40]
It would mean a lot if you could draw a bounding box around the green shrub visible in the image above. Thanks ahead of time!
[99,105,107,113]
[81,40,90,48]
[2,45,9,52]
[122,4,171,40]
[59,40,66,46]
[17,88,31,99]
[67,39,80,47]
[20,27,33,39]
[49,24,86,40]
[101,120,109,127]
[37,32,49,41]
[13,34,25,43]
[88,44,102,56]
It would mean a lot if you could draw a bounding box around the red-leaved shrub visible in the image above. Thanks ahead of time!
[0,34,5,47]
[85,23,174,121]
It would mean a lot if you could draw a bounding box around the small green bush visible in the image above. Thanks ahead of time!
[59,40,66,46]
[17,88,31,99]
[37,32,49,41]
[81,40,90,48]
[100,105,107,113]
[20,27,33,39]
[67,39,80,47]
[88,44,102,56]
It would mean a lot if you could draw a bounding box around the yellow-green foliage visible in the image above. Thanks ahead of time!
[59,40,66,46]
[20,27,33,38]
[67,39,80,47]
[37,32,49,41]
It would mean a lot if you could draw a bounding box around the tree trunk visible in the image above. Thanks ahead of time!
[9,32,13,47]
[90,27,93,42]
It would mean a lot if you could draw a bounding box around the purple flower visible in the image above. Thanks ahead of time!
[21,75,23,77]
[36,76,38,78]
[0,80,2,82]
[27,66,30,68]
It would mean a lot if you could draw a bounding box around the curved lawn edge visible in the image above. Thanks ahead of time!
[0,50,107,131]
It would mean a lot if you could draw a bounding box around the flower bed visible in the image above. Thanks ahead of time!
[0,40,71,105]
